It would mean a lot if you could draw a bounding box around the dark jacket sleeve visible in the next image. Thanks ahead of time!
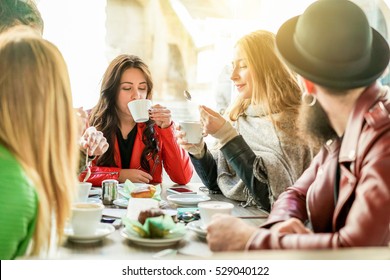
[190,143,221,192]
[221,135,271,212]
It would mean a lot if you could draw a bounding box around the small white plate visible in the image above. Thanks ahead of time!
[64,223,115,243]
[120,229,185,247]
[113,198,129,208]
[186,220,207,239]
[118,183,152,199]
[87,197,102,204]
[89,187,102,196]
[167,194,210,207]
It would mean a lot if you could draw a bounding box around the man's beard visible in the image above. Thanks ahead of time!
[297,100,338,149]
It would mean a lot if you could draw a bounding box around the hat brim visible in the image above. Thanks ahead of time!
[276,16,390,89]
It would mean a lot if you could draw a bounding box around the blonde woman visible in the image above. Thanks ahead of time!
[177,30,315,212]
[207,0,390,251]
[0,26,79,259]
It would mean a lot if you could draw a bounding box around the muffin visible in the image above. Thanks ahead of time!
[138,208,164,225]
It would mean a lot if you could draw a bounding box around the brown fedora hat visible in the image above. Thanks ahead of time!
[276,0,389,89]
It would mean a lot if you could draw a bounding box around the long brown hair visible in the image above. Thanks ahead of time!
[89,54,158,171]
[0,26,78,256]
[228,30,301,131]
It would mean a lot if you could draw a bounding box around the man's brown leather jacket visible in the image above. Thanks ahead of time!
[249,82,390,249]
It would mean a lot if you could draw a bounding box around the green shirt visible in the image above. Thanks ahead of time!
[0,144,38,259]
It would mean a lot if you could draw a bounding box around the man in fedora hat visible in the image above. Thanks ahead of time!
[206,0,390,251]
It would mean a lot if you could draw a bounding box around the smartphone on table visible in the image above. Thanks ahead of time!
[101,217,122,229]
[167,186,197,195]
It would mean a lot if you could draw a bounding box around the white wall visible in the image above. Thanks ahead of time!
[38,0,107,110]
[35,0,390,110]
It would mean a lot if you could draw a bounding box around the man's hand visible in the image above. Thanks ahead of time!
[270,218,313,234]
[206,214,258,251]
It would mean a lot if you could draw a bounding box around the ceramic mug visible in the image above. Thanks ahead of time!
[71,202,104,236]
[75,182,92,203]
[179,121,203,144]
[127,99,152,123]
[198,201,234,227]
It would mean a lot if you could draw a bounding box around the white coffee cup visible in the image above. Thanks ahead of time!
[71,203,104,236]
[179,121,203,144]
[198,201,234,227]
[128,99,152,123]
[75,182,92,203]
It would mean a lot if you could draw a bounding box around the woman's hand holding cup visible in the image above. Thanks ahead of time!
[149,104,172,128]
[175,123,205,158]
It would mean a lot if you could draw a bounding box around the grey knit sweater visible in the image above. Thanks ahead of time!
[210,105,314,206]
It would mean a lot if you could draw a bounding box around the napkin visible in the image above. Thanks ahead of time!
[121,179,161,201]
[123,215,185,238]
[103,208,127,219]
[126,198,159,220]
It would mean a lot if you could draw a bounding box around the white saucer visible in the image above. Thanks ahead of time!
[64,223,115,243]
[167,194,210,207]
[120,228,185,247]
[87,197,102,204]
[89,187,102,196]
[186,220,207,239]
[113,198,129,208]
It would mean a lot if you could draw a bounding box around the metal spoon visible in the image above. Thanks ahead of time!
[184,90,192,101]
[83,148,91,182]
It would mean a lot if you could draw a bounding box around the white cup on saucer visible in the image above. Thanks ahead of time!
[75,182,92,203]
[198,201,234,228]
[127,99,152,123]
[71,203,104,236]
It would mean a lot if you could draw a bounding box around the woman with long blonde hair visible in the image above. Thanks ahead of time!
[0,26,79,259]
[177,30,315,212]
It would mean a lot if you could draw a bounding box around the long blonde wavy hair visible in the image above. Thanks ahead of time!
[227,30,301,131]
[0,26,78,256]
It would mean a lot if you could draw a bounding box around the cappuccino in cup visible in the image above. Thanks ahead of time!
[198,201,234,227]
[71,203,104,236]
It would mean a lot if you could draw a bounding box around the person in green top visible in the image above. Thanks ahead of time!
[0,26,79,259]
[0,146,38,259]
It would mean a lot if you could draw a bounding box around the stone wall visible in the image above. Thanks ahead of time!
[105,0,197,100]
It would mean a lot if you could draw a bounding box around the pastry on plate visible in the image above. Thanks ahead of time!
[130,185,156,198]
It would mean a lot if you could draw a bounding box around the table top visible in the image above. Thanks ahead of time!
[55,182,390,260]
[57,182,266,259]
